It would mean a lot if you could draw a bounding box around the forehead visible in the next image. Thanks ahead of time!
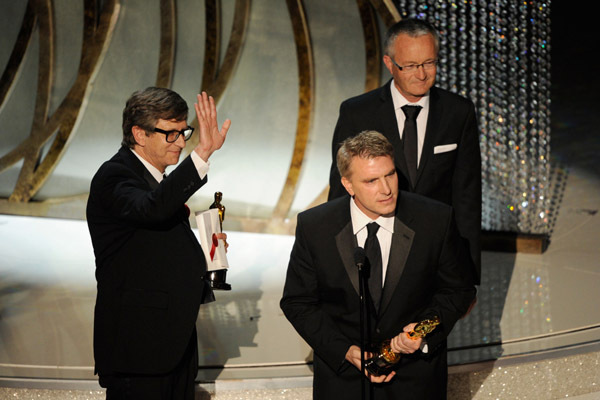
[392,33,437,60]
[349,155,395,177]
[155,118,188,129]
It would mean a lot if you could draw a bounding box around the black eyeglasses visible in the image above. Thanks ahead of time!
[391,59,437,73]
[153,126,195,143]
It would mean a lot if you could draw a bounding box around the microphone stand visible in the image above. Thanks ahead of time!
[354,248,369,400]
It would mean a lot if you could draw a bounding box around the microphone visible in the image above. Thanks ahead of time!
[354,247,366,272]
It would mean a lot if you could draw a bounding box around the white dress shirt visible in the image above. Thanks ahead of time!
[390,81,430,167]
[131,149,209,183]
[349,197,395,285]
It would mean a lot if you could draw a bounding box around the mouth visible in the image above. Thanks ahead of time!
[379,196,395,204]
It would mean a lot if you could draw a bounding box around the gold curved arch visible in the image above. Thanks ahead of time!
[268,0,314,227]
[0,0,120,202]
[200,0,250,102]
[157,0,176,88]
[0,2,36,111]
[201,0,220,94]
[369,0,401,28]
[309,0,400,211]
[358,0,382,92]
[184,0,250,155]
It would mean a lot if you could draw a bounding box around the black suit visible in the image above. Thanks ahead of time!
[86,146,212,377]
[281,194,476,399]
[328,83,481,283]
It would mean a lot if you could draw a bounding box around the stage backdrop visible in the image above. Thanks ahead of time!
[0,0,552,236]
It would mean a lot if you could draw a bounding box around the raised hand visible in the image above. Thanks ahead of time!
[194,91,231,161]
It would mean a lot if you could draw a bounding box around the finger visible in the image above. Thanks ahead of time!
[390,337,402,353]
[194,100,203,121]
[195,95,208,123]
[383,372,396,383]
[220,119,232,136]
[197,92,210,119]
[208,94,217,121]
[369,375,386,383]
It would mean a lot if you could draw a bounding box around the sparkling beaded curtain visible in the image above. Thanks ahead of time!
[394,0,551,234]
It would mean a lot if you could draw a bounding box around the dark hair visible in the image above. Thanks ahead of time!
[383,18,440,57]
[337,131,394,178]
[121,87,188,148]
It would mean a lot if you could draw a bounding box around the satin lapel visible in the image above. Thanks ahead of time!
[378,212,415,316]
[335,220,359,296]
[118,146,159,190]
[416,88,442,188]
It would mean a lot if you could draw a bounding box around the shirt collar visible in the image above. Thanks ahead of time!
[130,148,164,183]
[349,197,395,235]
[389,80,429,110]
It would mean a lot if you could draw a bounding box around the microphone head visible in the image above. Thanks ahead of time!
[354,247,366,265]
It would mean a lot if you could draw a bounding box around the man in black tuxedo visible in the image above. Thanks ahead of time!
[86,87,230,399]
[282,131,476,399]
[328,18,481,284]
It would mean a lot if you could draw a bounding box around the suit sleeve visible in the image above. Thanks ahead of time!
[417,211,477,352]
[328,102,352,201]
[94,156,206,226]
[280,216,353,372]
[451,102,482,283]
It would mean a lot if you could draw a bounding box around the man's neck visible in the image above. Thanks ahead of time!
[131,148,164,183]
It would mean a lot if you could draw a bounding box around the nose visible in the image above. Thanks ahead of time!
[174,132,186,148]
[379,178,392,195]
[414,65,427,80]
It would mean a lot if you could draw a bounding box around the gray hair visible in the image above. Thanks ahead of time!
[383,18,440,57]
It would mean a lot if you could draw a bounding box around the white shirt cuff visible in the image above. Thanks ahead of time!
[191,150,210,179]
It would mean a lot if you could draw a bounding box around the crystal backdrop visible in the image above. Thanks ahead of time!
[395,0,551,234]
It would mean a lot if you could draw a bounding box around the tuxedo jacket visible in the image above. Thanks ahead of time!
[328,83,482,283]
[280,194,476,399]
[86,146,212,376]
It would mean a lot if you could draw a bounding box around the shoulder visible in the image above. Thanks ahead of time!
[297,196,349,227]
[340,83,389,110]
[398,191,452,218]
[430,86,475,109]
[90,148,141,186]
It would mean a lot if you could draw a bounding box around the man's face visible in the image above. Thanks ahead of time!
[383,33,437,102]
[134,118,188,173]
[341,155,398,219]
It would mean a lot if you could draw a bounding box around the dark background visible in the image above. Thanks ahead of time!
[550,3,599,179]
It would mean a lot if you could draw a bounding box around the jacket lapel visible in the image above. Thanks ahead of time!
[378,203,415,316]
[416,87,441,188]
[118,146,159,189]
[143,169,160,190]
[333,198,360,295]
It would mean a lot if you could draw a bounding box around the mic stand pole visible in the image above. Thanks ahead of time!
[357,258,368,400]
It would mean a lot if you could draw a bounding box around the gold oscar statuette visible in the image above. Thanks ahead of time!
[364,316,440,376]
[207,191,231,290]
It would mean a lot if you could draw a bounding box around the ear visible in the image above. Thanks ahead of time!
[341,176,354,197]
[382,55,394,76]
[132,125,147,146]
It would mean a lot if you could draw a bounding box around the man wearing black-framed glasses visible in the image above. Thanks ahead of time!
[87,87,231,399]
[328,18,482,291]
